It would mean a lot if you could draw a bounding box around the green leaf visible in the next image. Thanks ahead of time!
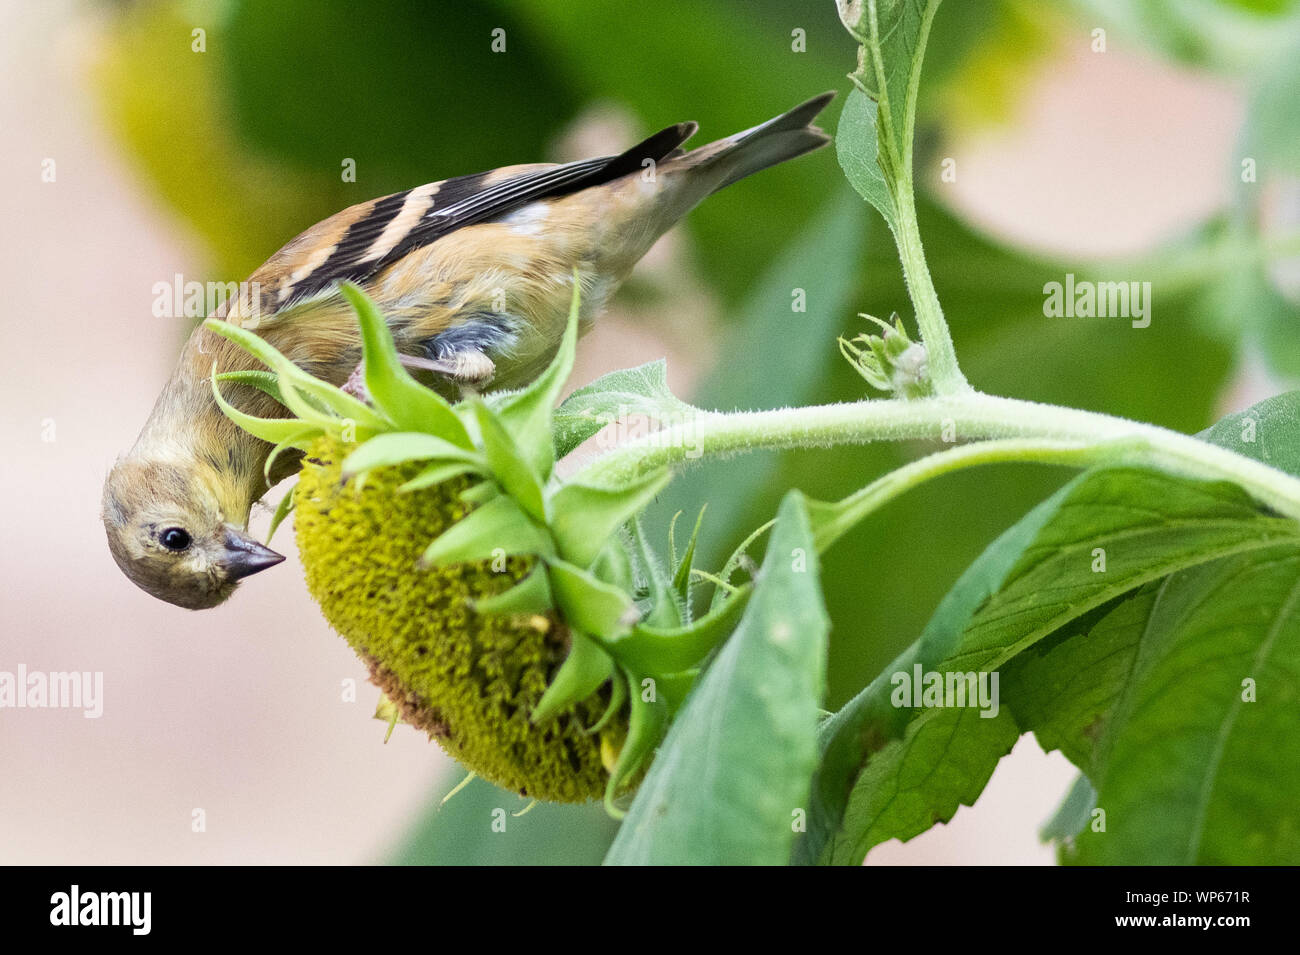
[1039,774,1098,847]
[604,491,829,865]
[590,534,636,594]
[1064,544,1300,864]
[210,375,323,446]
[836,88,898,232]
[838,0,941,168]
[801,467,1299,864]
[707,518,775,612]
[398,461,478,493]
[629,517,685,629]
[470,401,547,522]
[472,566,553,616]
[548,469,672,568]
[1001,591,1149,774]
[204,317,389,433]
[821,702,1021,864]
[587,673,627,736]
[263,427,317,484]
[495,278,580,478]
[459,481,499,506]
[1198,389,1300,478]
[921,470,1297,673]
[546,559,637,642]
[997,389,1300,863]
[604,664,671,814]
[215,369,284,407]
[266,484,296,542]
[552,360,699,459]
[420,494,552,567]
[341,432,483,480]
[670,506,706,617]
[531,631,613,726]
[835,391,1300,865]
[338,282,472,447]
[618,587,751,674]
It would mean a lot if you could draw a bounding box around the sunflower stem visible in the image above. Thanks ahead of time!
[571,391,1300,522]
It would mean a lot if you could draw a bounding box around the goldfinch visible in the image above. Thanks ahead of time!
[102,92,835,609]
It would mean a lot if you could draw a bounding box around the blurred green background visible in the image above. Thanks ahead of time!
[87,0,1300,862]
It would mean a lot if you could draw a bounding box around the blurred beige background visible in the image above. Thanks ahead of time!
[0,0,1261,864]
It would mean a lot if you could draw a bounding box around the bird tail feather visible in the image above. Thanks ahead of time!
[678,91,836,191]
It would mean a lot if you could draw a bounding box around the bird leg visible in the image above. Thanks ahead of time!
[340,349,497,401]
[342,363,368,399]
[401,349,496,386]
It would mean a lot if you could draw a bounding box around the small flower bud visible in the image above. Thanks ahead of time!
[839,313,934,399]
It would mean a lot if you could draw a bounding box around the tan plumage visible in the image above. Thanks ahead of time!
[103,93,835,609]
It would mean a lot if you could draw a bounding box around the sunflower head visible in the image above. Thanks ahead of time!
[207,280,744,810]
[295,433,622,801]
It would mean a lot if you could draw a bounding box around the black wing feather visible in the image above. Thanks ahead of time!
[280,122,697,310]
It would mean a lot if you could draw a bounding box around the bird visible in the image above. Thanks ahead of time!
[102,92,836,610]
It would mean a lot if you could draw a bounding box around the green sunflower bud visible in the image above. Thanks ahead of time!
[838,312,933,399]
[294,433,620,802]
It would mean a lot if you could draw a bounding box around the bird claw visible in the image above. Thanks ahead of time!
[342,363,369,401]
[401,350,496,386]
[341,349,496,404]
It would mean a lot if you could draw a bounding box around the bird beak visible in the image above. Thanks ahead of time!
[221,526,286,581]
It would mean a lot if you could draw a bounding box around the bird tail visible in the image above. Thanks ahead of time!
[674,91,836,192]
[576,94,837,276]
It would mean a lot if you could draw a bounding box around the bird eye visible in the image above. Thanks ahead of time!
[160,527,192,552]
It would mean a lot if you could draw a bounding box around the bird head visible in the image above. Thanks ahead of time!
[101,455,284,610]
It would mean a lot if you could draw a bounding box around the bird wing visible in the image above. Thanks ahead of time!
[226,121,698,326]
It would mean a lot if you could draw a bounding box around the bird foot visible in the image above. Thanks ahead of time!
[342,363,369,401]
[401,350,496,386]
[400,351,497,400]
[342,350,496,404]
